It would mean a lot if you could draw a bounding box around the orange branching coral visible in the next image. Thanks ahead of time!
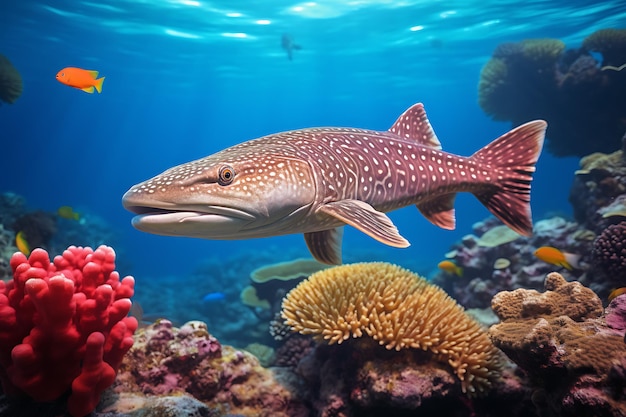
[281,262,503,394]
[0,54,22,104]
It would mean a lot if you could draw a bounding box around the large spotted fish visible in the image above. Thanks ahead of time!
[122,103,546,264]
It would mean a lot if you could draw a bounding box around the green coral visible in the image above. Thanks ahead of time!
[478,58,509,120]
[521,38,565,65]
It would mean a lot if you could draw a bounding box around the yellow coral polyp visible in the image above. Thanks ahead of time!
[281,262,502,394]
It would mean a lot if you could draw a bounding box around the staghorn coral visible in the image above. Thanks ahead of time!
[281,262,503,394]
[582,28,626,67]
[0,54,22,104]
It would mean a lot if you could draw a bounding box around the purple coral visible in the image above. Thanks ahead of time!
[592,222,626,276]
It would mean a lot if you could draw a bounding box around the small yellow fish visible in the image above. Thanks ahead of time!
[533,246,580,271]
[15,231,31,256]
[608,287,626,302]
[438,260,463,277]
[58,205,80,221]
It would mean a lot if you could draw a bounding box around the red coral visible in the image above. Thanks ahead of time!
[0,245,138,417]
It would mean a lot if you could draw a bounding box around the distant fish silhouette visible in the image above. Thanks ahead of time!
[281,33,302,61]
[57,205,80,221]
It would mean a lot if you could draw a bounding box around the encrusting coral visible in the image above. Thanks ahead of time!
[281,262,503,394]
[489,272,626,417]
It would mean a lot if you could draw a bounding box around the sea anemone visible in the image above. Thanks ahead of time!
[281,262,502,394]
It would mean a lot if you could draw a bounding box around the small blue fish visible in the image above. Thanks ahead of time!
[202,292,226,303]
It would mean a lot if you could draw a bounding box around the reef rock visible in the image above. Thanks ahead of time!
[110,320,309,417]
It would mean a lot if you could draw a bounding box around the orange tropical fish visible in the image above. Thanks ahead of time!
[438,260,463,277]
[608,287,626,302]
[56,67,105,94]
[533,246,580,271]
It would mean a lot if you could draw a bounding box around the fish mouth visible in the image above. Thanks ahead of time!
[124,201,257,238]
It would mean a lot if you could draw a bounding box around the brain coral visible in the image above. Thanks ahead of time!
[281,262,502,394]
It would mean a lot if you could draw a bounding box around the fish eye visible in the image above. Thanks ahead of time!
[218,165,235,185]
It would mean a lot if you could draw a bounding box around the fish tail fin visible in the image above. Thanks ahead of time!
[471,120,547,236]
[563,252,581,270]
[95,77,105,93]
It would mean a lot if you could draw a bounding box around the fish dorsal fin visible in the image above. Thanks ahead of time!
[304,228,344,265]
[318,199,410,248]
[88,70,99,78]
[388,103,441,149]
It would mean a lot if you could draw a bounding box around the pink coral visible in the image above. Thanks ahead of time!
[0,245,137,417]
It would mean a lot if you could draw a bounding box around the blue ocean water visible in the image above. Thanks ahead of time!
[1,0,624,284]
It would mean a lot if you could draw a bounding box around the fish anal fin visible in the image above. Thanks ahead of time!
[417,193,457,230]
[318,199,410,248]
[388,103,441,149]
[81,86,95,94]
[304,228,343,265]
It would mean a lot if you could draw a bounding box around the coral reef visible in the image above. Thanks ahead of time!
[111,319,309,417]
[489,272,626,417]
[432,215,594,309]
[0,54,22,104]
[292,338,534,417]
[568,141,626,296]
[478,30,626,157]
[0,245,137,417]
[281,262,503,394]
[592,221,626,278]
[569,142,626,233]
[10,210,57,253]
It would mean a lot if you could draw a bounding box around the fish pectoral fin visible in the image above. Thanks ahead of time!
[318,199,410,248]
[81,86,95,94]
[416,193,457,230]
[304,228,344,265]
